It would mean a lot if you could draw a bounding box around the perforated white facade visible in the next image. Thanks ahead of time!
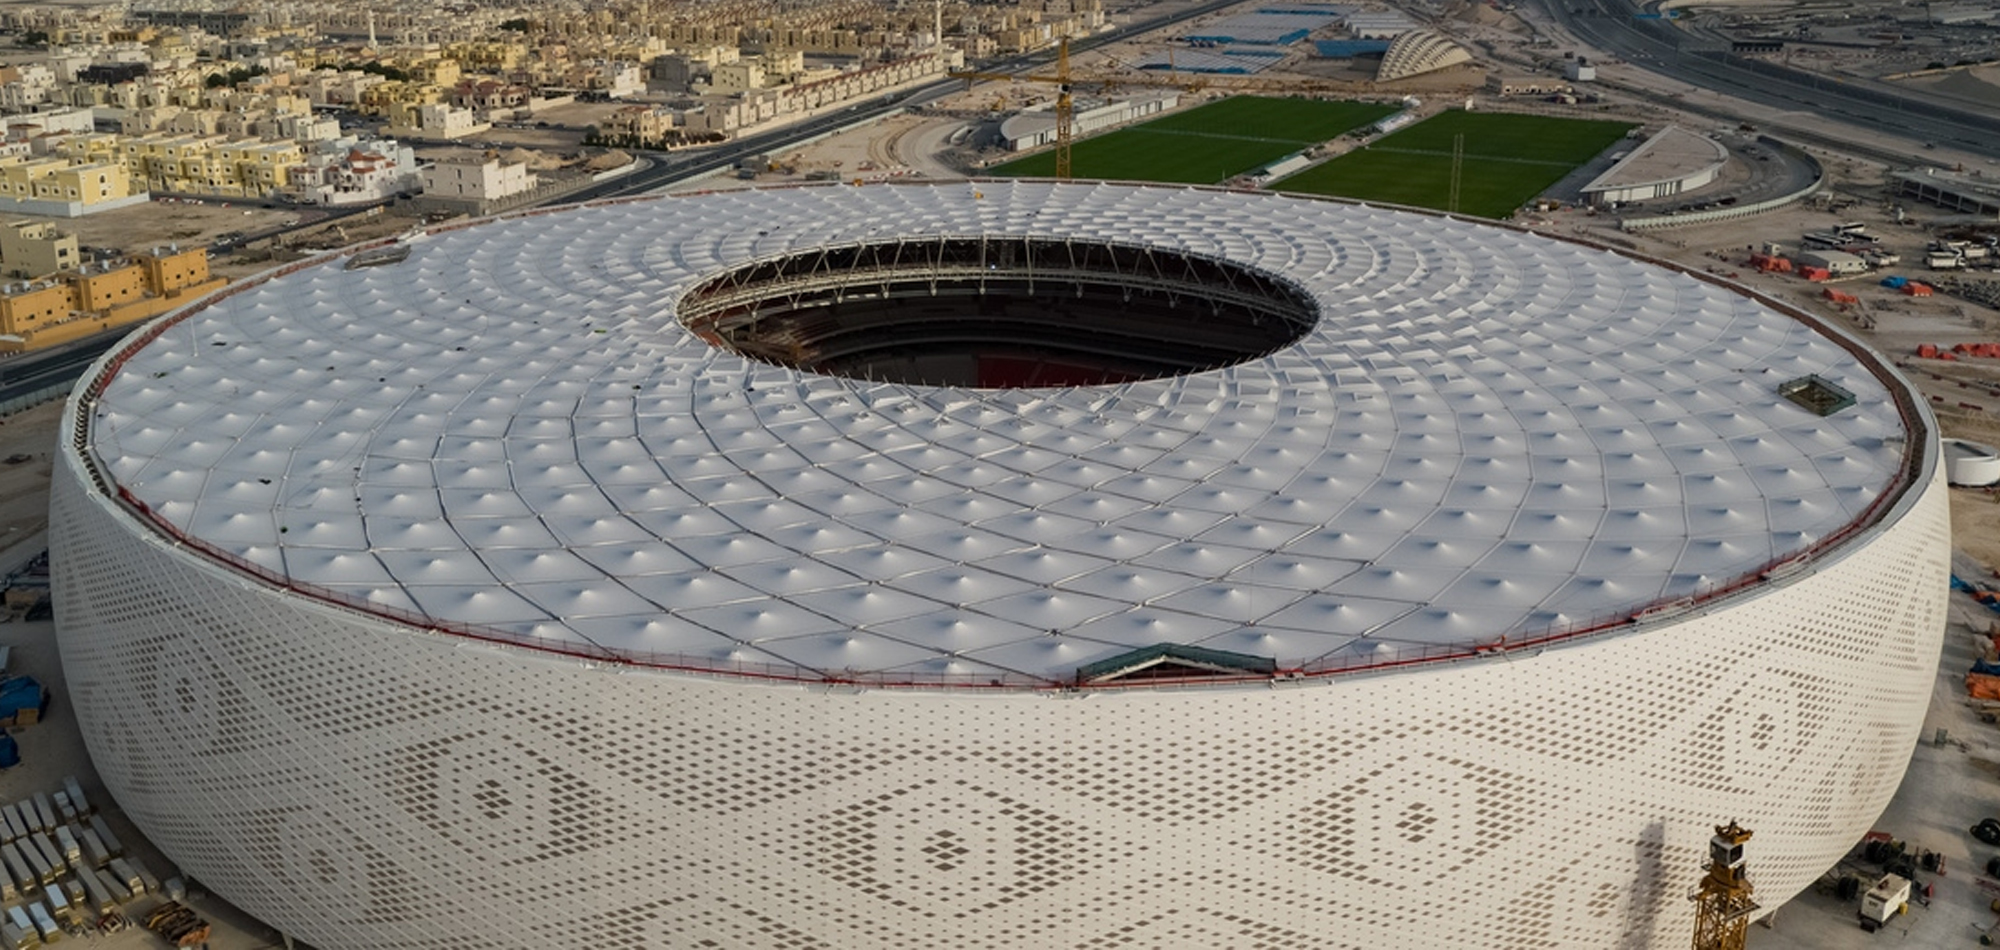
[52,182,1946,950]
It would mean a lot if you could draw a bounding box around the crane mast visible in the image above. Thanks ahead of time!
[1690,821,1759,950]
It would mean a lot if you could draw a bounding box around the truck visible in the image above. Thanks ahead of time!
[1,843,36,894]
[87,816,121,857]
[78,827,109,869]
[31,794,54,832]
[21,846,55,887]
[1860,872,1910,931]
[91,865,130,902]
[60,778,88,818]
[51,791,75,825]
[26,901,57,942]
[75,866,117,914]
[42,875,74,924]
[108,858,144,897]
[52,825,78,866]
[26,836,60,880]
[129,856,161,896]
[0,920,31,950]
[0,806,19,843]
[14,801,40,835]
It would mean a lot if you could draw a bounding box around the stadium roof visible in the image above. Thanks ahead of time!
[81,182,1909,685]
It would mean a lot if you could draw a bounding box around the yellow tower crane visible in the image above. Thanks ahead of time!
[948,37,1387,181]
[1690,821,1759,950]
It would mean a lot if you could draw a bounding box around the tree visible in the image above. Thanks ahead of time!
[206,65,268,88]
[499,18,531,32]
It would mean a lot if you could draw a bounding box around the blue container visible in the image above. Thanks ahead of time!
[0,732,19,769]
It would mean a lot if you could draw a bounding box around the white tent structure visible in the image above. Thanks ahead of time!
[53,182,1946,950]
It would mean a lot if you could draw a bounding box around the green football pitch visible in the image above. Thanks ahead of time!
[991,96,1397,184]
[1274,111,1636,218]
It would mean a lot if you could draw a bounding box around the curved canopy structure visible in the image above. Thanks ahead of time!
[75,181,1907,686]
[1377,30,1474,81]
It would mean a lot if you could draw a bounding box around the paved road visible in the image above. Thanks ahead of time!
[0,334,124,405]
[558,0,1255,203]
[3,0,1270,401]
[1531,0,2000,161]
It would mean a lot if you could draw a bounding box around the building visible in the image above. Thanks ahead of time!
[384,101,489,141]
[0,155,145,216]
[1375,29,1472,81]
[282,139,418,206]
[0,220,78,278]
[1485,74,1568,96]
[1000,91,1178,150]
[1896,169,2000,219]
[53,182,1946,950]
[0,243,221,352]
[1581,125,1728,206]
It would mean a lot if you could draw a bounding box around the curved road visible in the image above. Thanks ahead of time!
[1531,0,2000,161]
[563,0,1256,203]
[3,1,1259,400]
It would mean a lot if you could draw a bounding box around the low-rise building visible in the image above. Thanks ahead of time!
[283,138,418,205]
[385,101,489,141]
[0,244,224,353]
[1485,74,1567,97]
[420,149,536,203]
[0,220,79,279]
[0,156,144,216]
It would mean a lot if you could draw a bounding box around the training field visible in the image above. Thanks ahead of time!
[993,96,1396,184]
[1275,111,1636,218]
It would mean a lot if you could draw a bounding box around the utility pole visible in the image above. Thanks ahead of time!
[1448,132,1464,215]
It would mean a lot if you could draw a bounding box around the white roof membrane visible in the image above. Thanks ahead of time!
[83,182,1910,683]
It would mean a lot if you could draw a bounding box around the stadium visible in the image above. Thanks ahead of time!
[53,182,1945,949]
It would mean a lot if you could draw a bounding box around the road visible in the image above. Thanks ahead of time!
[0,334,124,406]
[1530,0,2000,161]
[5,0,1269,400]
[561,0,1256,203]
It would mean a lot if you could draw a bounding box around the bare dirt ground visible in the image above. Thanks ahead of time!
[0,401,57,552]
[57,199,298,258]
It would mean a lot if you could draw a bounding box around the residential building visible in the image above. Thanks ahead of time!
[0,220,79,279]
[0,244,224,352]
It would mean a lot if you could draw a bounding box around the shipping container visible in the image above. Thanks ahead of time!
[51,791,75,826]
[0,919,31,950]
[0,806,20,844]
[31,794,54,832]
[15,801,40,835]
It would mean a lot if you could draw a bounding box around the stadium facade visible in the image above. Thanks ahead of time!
[54,182,1945,949]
